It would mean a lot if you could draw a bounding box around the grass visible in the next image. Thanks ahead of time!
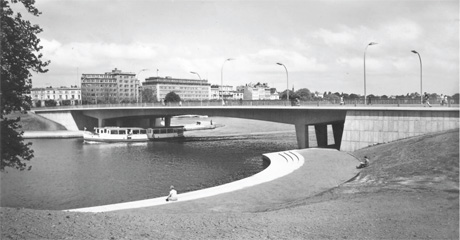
[351,128,459,192]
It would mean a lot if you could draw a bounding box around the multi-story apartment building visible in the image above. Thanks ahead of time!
[241,83,279,100]
[28,86,81,106]
[142,76,210,101]
[210,85,235,100]
[81,68,140,104]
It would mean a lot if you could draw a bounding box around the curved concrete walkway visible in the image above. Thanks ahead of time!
[67,148,359,214]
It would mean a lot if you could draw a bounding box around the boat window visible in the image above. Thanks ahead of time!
[178,129,184,134]
[167,128,173,133]
[119,130,126,134]
[132,130,139,134]
[140,130,147,134]
[153,129,160,134]
[111,130,118,134]
[160,129,166,134]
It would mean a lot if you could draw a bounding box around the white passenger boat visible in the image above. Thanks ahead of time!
[147,126,185,140]
[83,127,148,143]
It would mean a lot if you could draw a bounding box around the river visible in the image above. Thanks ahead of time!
[1,117,304,210]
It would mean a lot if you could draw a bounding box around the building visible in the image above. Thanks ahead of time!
[81,68,140,104]
[28,86,81,107]
[241,83,279,100]
[210,85,236,100]
[142,76,210,101]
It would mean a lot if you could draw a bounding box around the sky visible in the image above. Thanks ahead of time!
[16,0,460,96]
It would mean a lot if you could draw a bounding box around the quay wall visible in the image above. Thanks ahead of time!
[341,109,459,151]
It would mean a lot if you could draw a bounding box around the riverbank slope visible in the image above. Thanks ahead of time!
[1,129,458,239]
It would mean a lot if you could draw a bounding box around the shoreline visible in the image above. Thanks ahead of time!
[66,150,309,212]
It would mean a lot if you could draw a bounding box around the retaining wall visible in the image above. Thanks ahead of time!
[341,109,459,151]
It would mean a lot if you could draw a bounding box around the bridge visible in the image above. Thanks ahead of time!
[33,104,459,152]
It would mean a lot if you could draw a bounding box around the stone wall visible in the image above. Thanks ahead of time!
[340,109,459,152]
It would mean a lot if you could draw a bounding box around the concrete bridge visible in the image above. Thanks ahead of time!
[33,105,459,152]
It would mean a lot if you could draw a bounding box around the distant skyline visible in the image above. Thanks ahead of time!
[18,0,459,95]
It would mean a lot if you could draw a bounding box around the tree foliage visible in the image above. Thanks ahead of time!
[1,0,50,171]
[295,88,312,101]
[279,90,297,100]
[141,88,157,103]
[164,91,181,103]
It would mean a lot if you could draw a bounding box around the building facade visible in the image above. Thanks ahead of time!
[81,68,140,104]
[241,83,279,100]
[142,76,210,102]
[28,86,81,107]
[210,85,235,100]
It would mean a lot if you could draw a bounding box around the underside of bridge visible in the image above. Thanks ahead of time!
[295,121,345,150]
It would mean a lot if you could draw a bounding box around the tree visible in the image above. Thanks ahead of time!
[1,0,49,171]
[348,93,360,99]
[295,88,312,101]
[279,90,297,100]
[142,88,157,103]
[164,91,181,103]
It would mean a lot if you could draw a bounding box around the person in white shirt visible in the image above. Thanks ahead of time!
[166,185,178,202]
[356,156,370,169]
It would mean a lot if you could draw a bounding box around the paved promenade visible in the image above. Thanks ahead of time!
[68,148,360,214]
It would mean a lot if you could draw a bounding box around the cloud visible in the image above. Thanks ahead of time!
[381,19,422,41]
[40,39,163,68]
[313,26,357,46]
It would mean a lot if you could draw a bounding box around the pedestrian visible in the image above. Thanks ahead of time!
[356,156,370,169]
[340,96,344,105]
[423,92,432,107]
[166,185,178,202]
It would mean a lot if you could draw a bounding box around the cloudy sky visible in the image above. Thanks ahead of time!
[21,0,459,95]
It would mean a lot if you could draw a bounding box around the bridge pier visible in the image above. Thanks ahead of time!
[295,124,309,149]
[314,124,328,147]
[164,117,171,127]
[98,118,106,127]
[332,122,344,149]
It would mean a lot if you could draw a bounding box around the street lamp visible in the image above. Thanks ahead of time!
[364,42,378,105]
[190,71,202,105]
[276,62,289,102]
[136,69,148,103]
[411,50,423,104]
[220,58,234,101]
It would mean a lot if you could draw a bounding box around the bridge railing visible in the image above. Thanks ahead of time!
[31,98,459,110]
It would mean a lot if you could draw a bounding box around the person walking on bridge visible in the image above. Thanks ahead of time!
[423,92,432,107]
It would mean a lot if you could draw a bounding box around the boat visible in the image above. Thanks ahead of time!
[83,127,148,143]
[147,126,185,140]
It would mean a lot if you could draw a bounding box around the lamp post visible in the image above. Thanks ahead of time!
[276,62,289,102]
[136,69,148,103]
[364,42,378,105]
[220,58,234,101]
[411,50,423,104]
[190,71,202,105]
